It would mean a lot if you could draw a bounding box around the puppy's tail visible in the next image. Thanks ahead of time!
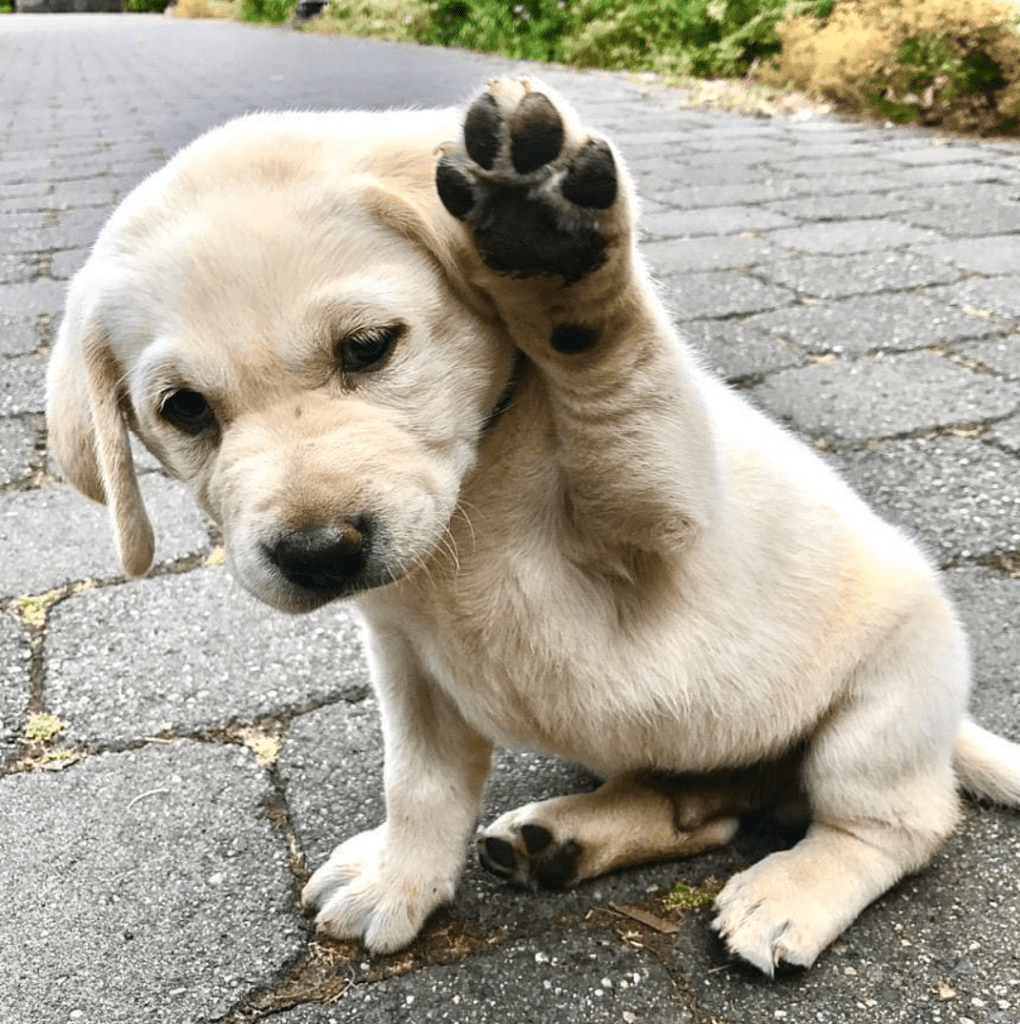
[954,717,1020,806]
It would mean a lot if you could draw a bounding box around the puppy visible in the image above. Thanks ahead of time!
[46,78,1020,975]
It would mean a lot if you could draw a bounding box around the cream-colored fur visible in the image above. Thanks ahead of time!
[47,78,1020,976]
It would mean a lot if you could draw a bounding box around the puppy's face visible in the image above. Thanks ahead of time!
[50,126,514,611]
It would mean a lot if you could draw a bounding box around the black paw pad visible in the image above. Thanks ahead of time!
[520,823,554,855]
[534,839,582,889]
[561,139,617,210]
[436,158,475,220]
[509,92,565,174]
[464,92,503,170]
[480,836,518,876]
[477,829,584,890]
[550,323,598,354]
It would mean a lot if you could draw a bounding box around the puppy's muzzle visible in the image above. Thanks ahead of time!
[264,518,373,599]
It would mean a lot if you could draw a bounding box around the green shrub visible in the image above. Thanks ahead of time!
[239,0,295,22]
[561,0,795,77]
[124,0,172,10]
[413,0,833,75]
[310,0,423,38]
[769,0,1020,132]
[419,0,568,61]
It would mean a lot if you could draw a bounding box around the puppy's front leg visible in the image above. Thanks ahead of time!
[437,79,719,554]
[303,629,492,952]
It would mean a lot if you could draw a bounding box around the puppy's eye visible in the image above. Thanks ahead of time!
[338,326,401,374]
[160,388,216,435]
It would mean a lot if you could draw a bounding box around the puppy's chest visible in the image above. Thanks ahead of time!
[390,535,846,772]
[399,562,652,762]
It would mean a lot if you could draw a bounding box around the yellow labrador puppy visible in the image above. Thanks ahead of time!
[47,78,1020,975]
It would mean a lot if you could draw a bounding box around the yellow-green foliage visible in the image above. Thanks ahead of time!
[305,0,422,39]
[24,713,66,743]
[168,0,236,18]
[770,0,1020,131]
[662,879,714,912]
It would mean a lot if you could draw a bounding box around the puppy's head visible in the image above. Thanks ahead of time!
[47,112,515,611]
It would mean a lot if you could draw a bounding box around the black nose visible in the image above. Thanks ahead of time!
[264,519,371,595]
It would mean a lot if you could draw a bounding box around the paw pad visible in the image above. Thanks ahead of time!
[508,93,565,174]
[478,824,583,890]
[437,81,619,285]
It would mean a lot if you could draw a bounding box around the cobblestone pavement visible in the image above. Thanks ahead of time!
[2,13,1020,1024]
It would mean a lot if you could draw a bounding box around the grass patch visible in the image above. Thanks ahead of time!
[14,590,61,628]
[239,0,296,23]
[24,713,66,743]
[662,878,716,913]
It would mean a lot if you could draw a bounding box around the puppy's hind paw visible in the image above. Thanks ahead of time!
[477,820,584,890]
[437,78,623,286]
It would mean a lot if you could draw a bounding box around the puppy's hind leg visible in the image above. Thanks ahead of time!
[478,771,739,889]
[713,590,969,975]
[476,756,805,889]
[436,79,719,556]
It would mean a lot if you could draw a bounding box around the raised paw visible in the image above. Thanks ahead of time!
[436,77,624,286]
[477,819,584,890]
[302,825,456,953]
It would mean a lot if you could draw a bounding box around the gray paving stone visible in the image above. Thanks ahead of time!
[943,566,1020,741]
[751,353,1020,442]
[756,251,961,299]
[900,200,1020,236]
[884,161,1009,186]
[953,336,1020,380]
[745,292,992,355]
[0,353,46,414]
[761,190,925,222]
[273,929,689,1024]
[642,205,794,239]
[0,251,40,286]
[642,235,780,274]
[48,246,89,280]
[682,319,804,381]
[628,158,772,189]
[933,277,1020,322]
[885,143,990,165]
[0,416,36,486]
[0,312,46,357]
[0,279,66,321]
[890,182,1020,210]
[836,436,1020,562]
[648,180,812,210]
[279,698,385,871]
[987,413,1020,452]
[0,476,210,597]
[0,741,306,1024]
[767,219,946,255]
[666,269,794,320]
[919,236,1020,275]
[46,566,368,746]
[0,610,31,766]
[768,154,888,178]
[682,145,796,169]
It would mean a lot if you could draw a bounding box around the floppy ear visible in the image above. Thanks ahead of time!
[46,304,155,578]
[360,179,496,318]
